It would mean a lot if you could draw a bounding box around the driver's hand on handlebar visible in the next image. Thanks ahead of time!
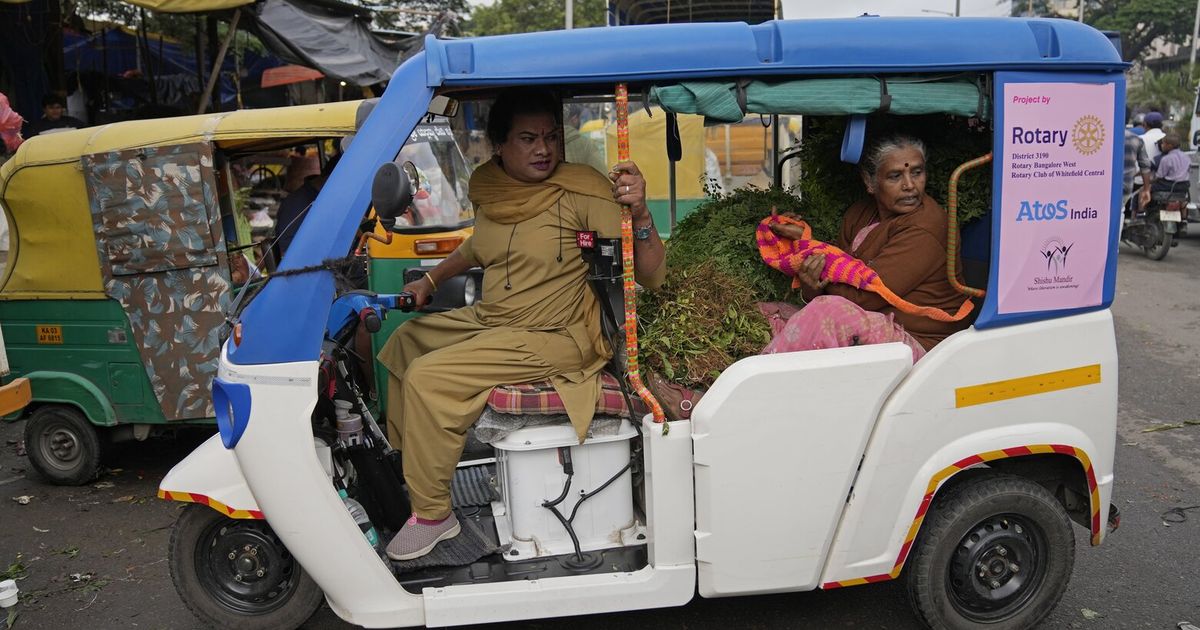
[401,275,435,310]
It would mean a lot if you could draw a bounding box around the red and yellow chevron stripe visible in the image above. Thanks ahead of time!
[822,444,1099,589]
[158,488,265,520]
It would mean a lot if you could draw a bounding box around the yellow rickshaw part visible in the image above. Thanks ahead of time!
[0,101,361,296]
[367,224,473,259]
[0,377,31,416]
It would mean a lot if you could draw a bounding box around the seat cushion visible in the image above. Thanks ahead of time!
[487,372,634,416]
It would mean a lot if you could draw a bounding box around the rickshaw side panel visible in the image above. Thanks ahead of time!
[691,344,911,597]
[819,310,1117,587]
[0,299,164,425]
[81,143,231,422]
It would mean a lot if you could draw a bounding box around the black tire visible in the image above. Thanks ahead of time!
[905,474,1075,630]
[23,405,102,486]
[169,504,323,630]
[1144,223,1172,260]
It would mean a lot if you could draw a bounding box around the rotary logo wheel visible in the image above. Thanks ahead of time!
[1071,115,1105,156]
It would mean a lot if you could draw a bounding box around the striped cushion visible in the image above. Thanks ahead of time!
[487,372,634,416]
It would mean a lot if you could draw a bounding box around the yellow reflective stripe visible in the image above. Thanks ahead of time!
[955,364,1101,409]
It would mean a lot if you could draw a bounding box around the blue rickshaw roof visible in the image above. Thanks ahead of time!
[424,18,1125,88]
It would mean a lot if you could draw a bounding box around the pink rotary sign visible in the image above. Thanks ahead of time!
[996,81,1115,315]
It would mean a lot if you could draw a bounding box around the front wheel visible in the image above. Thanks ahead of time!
[905,474,1075,630]
[169,504,323,630]
[24,405,102,485]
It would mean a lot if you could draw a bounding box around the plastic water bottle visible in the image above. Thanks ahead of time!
[336,413,364,447]
[338,488,381,552]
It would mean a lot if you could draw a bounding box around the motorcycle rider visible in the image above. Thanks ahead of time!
[1150,133,1189,195]
[1140,111,1166,161]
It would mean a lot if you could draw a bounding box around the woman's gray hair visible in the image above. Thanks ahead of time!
[860,134,927,180]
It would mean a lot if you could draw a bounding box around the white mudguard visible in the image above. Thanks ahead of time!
[159,433,264,519]
[692,343,913,597]
[820,310,1117,588]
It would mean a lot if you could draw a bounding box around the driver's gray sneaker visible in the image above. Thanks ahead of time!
[386,512,461,561]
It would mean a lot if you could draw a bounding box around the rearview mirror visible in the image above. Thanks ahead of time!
[372,160,415,232]
[428,95,459,118]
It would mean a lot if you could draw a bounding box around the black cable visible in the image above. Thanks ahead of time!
[1162,505,1200,523]
[504,224,517,290]
[542,447,635,562]
[566,462,632,525]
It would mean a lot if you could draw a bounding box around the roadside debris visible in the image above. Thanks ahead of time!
[1162,505,1200,525]
[0,578,17,629]
[0,561,26,582]
[30,527,47,534]
[9,496,30,506]
[1177,623,1199,630]
[1081,608,1102,620]
[91,482,113,490]
[1141,420,1200,433]
[53,547,78,560]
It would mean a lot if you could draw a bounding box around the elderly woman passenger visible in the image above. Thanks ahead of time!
[377,87,666,561]
[765,134,970,361]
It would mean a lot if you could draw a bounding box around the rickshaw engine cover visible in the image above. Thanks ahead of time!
[493,420,638,560]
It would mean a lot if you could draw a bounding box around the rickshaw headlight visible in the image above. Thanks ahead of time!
[463,279,477,306]
[213,379,252,449]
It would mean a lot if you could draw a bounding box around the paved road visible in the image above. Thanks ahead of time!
[0,235,1198,630]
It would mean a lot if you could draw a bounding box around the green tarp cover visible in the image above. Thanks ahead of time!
[651,77,985,124]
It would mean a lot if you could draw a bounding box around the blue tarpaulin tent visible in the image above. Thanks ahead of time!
[63,27,281,108]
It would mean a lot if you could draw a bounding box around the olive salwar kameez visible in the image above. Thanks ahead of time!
[378,160,664,519]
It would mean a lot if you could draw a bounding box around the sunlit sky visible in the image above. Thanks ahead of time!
[781,0,1010,18]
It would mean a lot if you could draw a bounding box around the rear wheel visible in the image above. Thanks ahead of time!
[1143,221,1172,260]
[169,504,323,630]
[24,405,102,486]
[905,474,1075,630]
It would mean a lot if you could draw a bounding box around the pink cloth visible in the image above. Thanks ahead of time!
[757,301,802,337]
[0,93,24,153]
[850,221,879,253]
[762,295,926,363]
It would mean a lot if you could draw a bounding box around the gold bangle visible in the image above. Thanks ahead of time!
[424,272,438,292]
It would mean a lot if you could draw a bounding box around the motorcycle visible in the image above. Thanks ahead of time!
[1122,180,1188,260]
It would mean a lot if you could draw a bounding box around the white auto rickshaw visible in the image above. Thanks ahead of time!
[159,17,1125,630]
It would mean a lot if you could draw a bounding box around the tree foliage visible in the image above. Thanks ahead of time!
[465,0,606,36]
[1127,69,1195,131]
[369,0,469,34]
[1011,0,1198,63]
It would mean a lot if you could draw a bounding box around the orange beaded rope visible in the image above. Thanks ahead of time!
[615,83,666,424]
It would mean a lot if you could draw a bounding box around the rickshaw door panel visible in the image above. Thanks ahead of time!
[81,143,231,422]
